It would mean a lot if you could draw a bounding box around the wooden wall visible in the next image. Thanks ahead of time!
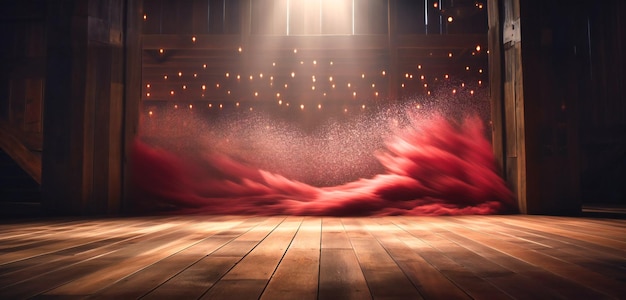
[578,0,626,205]
[40,0,141,215]
[491,0,626,213]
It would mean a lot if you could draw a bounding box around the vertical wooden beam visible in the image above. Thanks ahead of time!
[42,0,137,215]
[487,0,504,175]
[42,0,87,214]
[122,0,143,213]
[387,0,399,101]
[496,0,583,214]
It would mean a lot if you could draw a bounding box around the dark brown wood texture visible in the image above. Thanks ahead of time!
[0,215,624,299]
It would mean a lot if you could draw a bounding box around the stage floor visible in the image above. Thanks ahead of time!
[0,215,624,299]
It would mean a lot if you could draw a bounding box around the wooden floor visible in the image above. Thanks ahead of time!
[0,215,624,299]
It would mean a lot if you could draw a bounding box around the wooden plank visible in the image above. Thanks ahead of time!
[0,217,208,298]
[260,217,320,300]
[0,122,41,183]
[0,217,183,265]
[480,216,626,282]
[431,216,610,299]
[0,215,623,300]
[319,249,371,300]
[343,218,423,299]
[38,221,223,297]
[368,217,472,300]
[391,217,518,300]
[201,217,301,299]
[519,216,626,243]
[321,217,352,249]
[86,218,253,299]
[319,217,370,300]
[500,216,626,253]
[143,216,284,299]
[437,216,626,298]
[487,0,505,173]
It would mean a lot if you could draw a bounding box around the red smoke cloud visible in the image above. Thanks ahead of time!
[131,114,515,215]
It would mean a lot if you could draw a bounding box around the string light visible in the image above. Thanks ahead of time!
[147,35,489,118]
